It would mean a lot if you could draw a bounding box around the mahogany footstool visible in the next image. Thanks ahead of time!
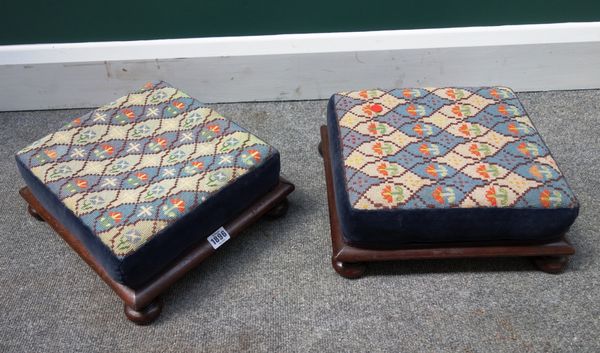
[319,87,579,278]
[16,81,294,324]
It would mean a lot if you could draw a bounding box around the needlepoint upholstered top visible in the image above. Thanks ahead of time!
[16,81,280,288]
[327,87,579,248]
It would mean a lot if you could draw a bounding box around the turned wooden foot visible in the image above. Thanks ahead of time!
[27,205,45,222]
[318,141,323,157]
[332,258,366,279]
[124,298,163,325]
[533,256,569,274]
[266,199,289,219]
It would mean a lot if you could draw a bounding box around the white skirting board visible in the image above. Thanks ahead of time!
[1,22,600,111]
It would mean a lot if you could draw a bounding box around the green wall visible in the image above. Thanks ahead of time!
[1,0,598,45]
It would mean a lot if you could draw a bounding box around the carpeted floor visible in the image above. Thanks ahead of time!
[0,91,598,353]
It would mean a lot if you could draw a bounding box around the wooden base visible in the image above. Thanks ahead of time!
[20,177,294,324]
[318,125,575,278]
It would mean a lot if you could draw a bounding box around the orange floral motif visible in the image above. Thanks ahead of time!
[432,187,455,205]
[44,149,58,159]
[247,149,261,161]
[486,186,509,206]
[75,179,88,189]
[419,143,439,156]
[381,185,404,203]
[122,109,135,119]
[191,161,204,169]
[407,104,426,117]
[517,142,538,157]
[102,144,115,155]
[362,103,383,116]
[109,211,122,223]
[426,164,448,178]
[540,189,562,208]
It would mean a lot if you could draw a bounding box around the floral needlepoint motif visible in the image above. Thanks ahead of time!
[508,123,531,136]
[381,185,404,203]
[162,198,186,218]
[220,137,240,153]
[99,211,122,230]
[132,124,152,138]
[433,187,456,205]
[93,144,115,159]
[407,104,426,117]
[359,90,379,99]
[490,88,511,100]
[167,149,187,164]
[126,172,148,186]
[426,164,448,178]
[403,89,421,98]
[148,137,168,152]
[183,161,204,175]
[362,103,383,116]
[446,88,464,100]
[377,163,399,176]
[65,178,88,194]
[540,189,562,208]
[242,149,261,166]
[529,165,553,181]
[498,105,519,116]
[110,160,131,173]
[115,109,136,124]
[517,142,539,157]
[49,165,72,179]
[82,195,106,210]
[201,124,221,140]
[476,164,499,179]
[183,111,203,128]
[372,142,393,155]
[78,129,97,144]
[150,90,168,103]
[451,105,471,118]
[419,143,440,156]
[368,122,387,135]
[486,186,509,206]
[413,124,433,136]
[33,149,58,164]
[459,123,481,136]
[165,101,186,117]
[207,171,229,187]
[469,143,492,157]
[145,184,166,200]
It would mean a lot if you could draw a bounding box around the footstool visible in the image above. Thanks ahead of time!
[16,81,294,324]
[319,87,578,278]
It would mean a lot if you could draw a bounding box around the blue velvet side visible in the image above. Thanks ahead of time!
[16,152,280,289]
[326,97,579,248]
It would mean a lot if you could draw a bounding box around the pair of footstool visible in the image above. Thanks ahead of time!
[17,83,579,325]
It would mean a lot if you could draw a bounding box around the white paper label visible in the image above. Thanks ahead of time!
[207,227,230,249]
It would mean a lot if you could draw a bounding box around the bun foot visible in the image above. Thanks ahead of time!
[332,258,366,279]
[533,256,569,274]
[27,205,45,222]
[124,298,162,325]
[266,199,289,219]
[318,141,323,157]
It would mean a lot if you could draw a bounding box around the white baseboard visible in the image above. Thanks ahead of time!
[1,22,600,111]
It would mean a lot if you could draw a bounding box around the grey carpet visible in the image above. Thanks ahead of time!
[0,91,598,353]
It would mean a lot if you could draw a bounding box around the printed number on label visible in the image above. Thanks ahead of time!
[207,227,231,249]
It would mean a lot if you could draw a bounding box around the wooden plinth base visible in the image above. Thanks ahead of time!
[20,177,294,324]
[319,125,575,279]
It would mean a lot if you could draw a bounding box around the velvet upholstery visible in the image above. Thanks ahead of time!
[327,88,579,248]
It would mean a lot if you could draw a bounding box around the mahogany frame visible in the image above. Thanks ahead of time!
[318,125,574,279]
[20,178,294,325]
